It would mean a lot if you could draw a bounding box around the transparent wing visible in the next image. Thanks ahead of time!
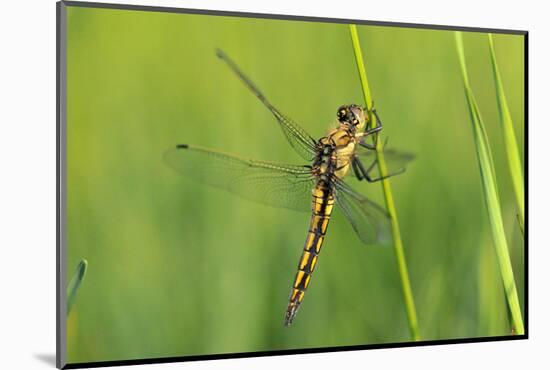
[164,144,315,212]
[333,178,392,246]
[216,49,317,161]
[270,110,317,162]
[355,147,415,180]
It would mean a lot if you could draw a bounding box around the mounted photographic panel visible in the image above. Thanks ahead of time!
[57,1,527,368]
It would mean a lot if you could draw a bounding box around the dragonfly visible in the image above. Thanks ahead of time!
[165,49,414,326]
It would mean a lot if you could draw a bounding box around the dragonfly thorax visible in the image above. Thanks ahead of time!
[317,127,358,180]
[310,139,336,184]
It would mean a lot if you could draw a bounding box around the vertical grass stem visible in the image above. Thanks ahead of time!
[349,24,420,341]
[455,32,524,334]
[488,34,525,234]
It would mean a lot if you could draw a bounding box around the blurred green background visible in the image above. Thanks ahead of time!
[65,5,525,364]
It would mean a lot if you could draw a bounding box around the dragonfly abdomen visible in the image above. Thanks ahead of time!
[284,183,335,326]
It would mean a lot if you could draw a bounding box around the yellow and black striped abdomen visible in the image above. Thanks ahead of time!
[284,184,335,326]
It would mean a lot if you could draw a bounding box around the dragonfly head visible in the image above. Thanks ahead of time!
[336,104,367,132]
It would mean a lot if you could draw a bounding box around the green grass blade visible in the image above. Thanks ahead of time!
[67,259,88,315]
[349,24,420,341]
[349,25,373,108]
[454,32,524,334]
[488,34,525,235]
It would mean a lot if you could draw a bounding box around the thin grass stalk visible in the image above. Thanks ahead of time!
[349,24,420,341]
[454,32,524,334]
[488,34,525,235]
[67,259,88,315]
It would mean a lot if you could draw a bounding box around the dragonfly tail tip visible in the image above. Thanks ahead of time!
[176,144,189,149]
[284,302,301,327]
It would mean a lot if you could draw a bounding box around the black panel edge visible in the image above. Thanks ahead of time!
[61,0,527,35]
[56,1,68,369]
[523,32,529,337]
[62,335,527,369]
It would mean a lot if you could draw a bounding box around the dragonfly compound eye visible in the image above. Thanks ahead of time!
[337,106,347,120]
[348,106,365,126]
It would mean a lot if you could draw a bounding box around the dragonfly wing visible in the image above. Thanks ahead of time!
[355,147,415,180]
[164,144,315,213]
[333,178,392,246]
[216,49,317,161]
[272,112,318,162]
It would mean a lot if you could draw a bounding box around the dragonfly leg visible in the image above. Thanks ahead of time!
[358,108,383,150]
[364,107,383,135]
[359,141,376,150]
[371,108,383,127]
[365,169,406,182]
[354,157,405,183]
[352,157,364,181]
[353,157,370,182]
[362,123,382,137]
[360,136,390,150]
